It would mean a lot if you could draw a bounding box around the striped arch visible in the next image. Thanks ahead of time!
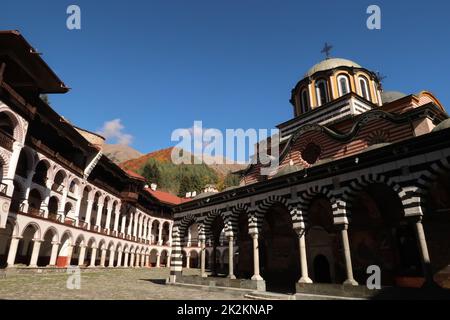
[256,194,299,229]
[415,157,450,215]
[0,149,10,178]
[342,172,410,218]
[228,202,250,237]
[202,208,229,241]
[298,185,343,225]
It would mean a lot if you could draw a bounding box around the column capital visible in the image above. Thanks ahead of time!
[51,241,60,246]
[294,227,306,237]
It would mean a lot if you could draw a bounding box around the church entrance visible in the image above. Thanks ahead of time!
[261,203,299,294]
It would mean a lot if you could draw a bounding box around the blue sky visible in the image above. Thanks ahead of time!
[1,0,449,155]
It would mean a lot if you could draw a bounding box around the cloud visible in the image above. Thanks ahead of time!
[97,119,133,145]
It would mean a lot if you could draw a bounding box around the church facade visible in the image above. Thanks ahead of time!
[0,31,178,270]
[169,57,450,293]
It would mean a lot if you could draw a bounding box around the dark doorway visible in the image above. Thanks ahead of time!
[261,203,299,294]
[313,254,332,283]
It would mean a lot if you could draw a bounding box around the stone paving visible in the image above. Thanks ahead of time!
[0,268,248,300]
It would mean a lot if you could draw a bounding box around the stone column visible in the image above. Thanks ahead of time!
[186,254,191,269]
[123,252,129,267]
[113,208,120,233]
[228,235,236,279]
[89,247,97,267]
[66,245,74,267]
[78,245,86,266]
[48,242,60,267]
[133,212,139,238]
[250,233,263,281]
[127,214,134,236]
[100,249,107,267]
[130,253,135,267]
[413,217,434,283]
[21,170,35,213]
[138,216,143,240]
[200,240,207,278]
[104,204,113,232]
[167,253,171,268]
[6,236,21,267]
[29,240,43,268]
[95,202,104,228]
[142,219,148,242]
[147,219,153,242]
[117,250,123,267]
[296,228,312,283]
[158,222,163,245]
[340,225,358,285]
[156,253,161,268]
[135,253,140,268]
[168,223,173,246]
[120,214,127,234]
[145,254,149,267]
[84,200,94,228]
[108,250,115,267]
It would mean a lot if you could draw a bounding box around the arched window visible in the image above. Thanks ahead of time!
[315,80,329,106]
[301,88,309,113]
[337,75,350,96]
[359,76,371,101]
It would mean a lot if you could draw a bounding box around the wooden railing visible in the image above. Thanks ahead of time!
[0,129,14,151]
[0,183,8,196]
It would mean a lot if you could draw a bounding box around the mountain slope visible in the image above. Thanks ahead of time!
[103,144,143,164]
[120,147,246,178]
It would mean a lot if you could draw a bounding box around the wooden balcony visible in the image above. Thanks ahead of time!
[120,191,139,203]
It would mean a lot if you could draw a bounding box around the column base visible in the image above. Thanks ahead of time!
[298,276,313,284]
[201,273,208,278]
[343,278,359,286]
[28,265,38,268]
[251,275,264,281]
[229,275,236,280]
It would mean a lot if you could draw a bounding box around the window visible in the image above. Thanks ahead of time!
[337,75,350,96]
[316,80,329,106]
[301,143,321,165]
[359,76,371,101]
[301,88,309,113]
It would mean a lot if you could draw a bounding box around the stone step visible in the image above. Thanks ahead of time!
[244,291,296,300]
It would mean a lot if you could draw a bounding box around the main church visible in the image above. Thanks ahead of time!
[169,54,450,295]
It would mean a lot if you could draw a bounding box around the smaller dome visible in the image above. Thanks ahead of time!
[381,91,407,104]
[305,58,361,77]
[432,119,450,132]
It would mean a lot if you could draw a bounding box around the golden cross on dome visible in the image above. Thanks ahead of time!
[321,42,333,59]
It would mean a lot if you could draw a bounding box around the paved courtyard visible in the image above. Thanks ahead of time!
[0,268,248,300]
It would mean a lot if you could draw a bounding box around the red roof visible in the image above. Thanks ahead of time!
[145,188,191,205]
[124,169,146,181]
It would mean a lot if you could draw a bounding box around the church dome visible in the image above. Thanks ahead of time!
[305,58,361,78]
